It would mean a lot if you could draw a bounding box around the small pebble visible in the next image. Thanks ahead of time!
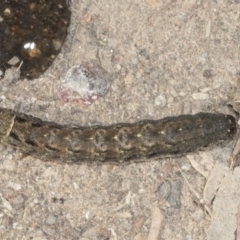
[57,61,111,106]
[45,214,57,225]
[191,92,209,100]
[3,159,16,171]
[42,225,56,236]
[155,94,167,107]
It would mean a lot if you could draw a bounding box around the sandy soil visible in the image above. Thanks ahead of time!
[0,1,240,239]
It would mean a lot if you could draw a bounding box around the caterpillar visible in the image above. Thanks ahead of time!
[0,108,236,164]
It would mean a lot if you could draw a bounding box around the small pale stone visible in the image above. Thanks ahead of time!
[145,0,160,8]
[168,96,174,103]
[200,87,212,93]
[181,163,191,171]
[45,214,57,225]
[1,196,13,211]
[73,182,79,189]
[124,74,133,86]
[42,225,56,236]
[8,182,22,191]
[191,92,209,100]
[57,61,111,106]
[3,159,16,171]
[131,56,139,64]
[155,94,167,107]
[136,71,142,79]
[13,222,23,230]
[179,91,187,97]
[7,56,20,65]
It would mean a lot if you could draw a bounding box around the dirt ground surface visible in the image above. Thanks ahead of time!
[1,1,240,239]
